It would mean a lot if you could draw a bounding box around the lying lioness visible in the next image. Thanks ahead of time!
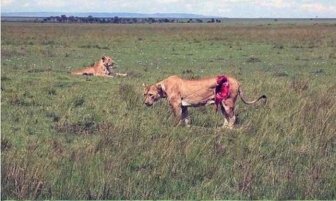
[71,56,115,77]
[144,75,266,128]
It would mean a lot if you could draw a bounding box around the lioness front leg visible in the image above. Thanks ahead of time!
[169,97,184,126]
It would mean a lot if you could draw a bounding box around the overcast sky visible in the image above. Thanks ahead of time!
[1,0,336,18]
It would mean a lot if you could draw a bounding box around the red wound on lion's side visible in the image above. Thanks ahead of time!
[215,75,230,110]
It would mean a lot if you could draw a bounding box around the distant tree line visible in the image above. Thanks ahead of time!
[42,15,222,24]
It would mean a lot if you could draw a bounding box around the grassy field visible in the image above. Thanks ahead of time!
[1,21,336,199]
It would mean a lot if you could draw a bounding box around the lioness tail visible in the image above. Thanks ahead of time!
[238,87,267,105]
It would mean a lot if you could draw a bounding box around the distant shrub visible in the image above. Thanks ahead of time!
[273,43,284,49]
[79,44,110,49]
[246,56,261,63]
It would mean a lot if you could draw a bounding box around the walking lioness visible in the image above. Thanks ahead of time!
[143,75,266,128]
[71,56,115,77]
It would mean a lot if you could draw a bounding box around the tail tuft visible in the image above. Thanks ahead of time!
[260,95,267,100]
[259,95,267,104]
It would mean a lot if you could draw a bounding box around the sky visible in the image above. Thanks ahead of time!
[1,0,336,18]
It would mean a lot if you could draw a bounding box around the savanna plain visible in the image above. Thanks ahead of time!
[1,21,336,199]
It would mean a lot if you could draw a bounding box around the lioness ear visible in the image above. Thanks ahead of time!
[142,83,146,87]
[156,83,166,97]
[143,85,150,94]
[156,83,162,90]
[102,56,106,62]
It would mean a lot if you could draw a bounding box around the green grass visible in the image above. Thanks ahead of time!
[1,22,336,199]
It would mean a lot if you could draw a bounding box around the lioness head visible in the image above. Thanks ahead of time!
[143,84,166,106]
[101,56,116,74]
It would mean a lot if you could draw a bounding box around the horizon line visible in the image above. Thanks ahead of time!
[2,12,336,19]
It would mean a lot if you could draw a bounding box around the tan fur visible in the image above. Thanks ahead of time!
[144,75,266,128]
[71,56,115,77]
